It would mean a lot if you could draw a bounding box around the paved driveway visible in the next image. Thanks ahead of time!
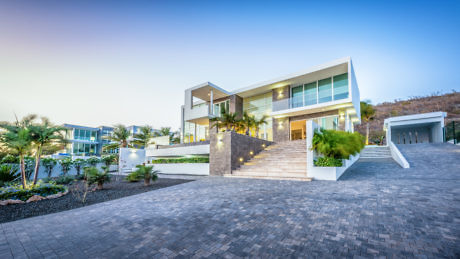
[1,144,459,258]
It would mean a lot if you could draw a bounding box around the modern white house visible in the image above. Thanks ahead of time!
[143,57,362,180]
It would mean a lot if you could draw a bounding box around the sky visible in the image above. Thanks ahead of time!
[0,0,459,130]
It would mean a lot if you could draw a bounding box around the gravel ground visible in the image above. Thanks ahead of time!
[0,177,192,223]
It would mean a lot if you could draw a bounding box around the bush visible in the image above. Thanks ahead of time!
[314,157,343,167]
[0,182,66,201]
[59,158,73,175]
[1,154,18,164]
[126,171,141,182]
[132,165,159,186]
[72,158,86,176]
[150,157,209,164]
[41,157,57,178]
[86,157,100,167]
[85,167,110,190]
[312,130,365,160]
[55,175,75,185]
[0,164,20,186]
[101,155,117,167]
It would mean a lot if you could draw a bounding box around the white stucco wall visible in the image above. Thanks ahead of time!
[119,148,146,173]
[145,144,210,157]
[152,163,209,176]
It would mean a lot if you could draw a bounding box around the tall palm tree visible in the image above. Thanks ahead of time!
[103,124,131,151]
[0,114,36,188]
[132,125,154,148]
[360,101,376,145]
[241,112,256,136]
[254,115,269,139]
[29,117,67,185]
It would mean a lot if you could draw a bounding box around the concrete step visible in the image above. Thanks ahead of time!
[224,174,312,182]
[232,171,307,177]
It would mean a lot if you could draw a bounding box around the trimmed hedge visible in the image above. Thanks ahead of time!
[0,183,67,201]
[314,157,343,167]
[150,157,209,164]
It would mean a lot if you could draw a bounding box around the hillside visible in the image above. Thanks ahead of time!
[355,91,460,144]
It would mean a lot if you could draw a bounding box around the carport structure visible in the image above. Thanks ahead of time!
[384,112,446,144]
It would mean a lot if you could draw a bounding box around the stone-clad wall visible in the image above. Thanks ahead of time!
[209,130,272,175]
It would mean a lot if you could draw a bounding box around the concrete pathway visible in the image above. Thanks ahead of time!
[0,144,459,258]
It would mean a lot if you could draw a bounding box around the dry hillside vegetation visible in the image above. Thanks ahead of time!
[355,91,460,144]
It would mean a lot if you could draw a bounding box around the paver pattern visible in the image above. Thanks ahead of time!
[1,143,459,258]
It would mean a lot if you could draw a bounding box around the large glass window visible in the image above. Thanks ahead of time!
[291,86,303,108]
[318,78,332,103]
[333,73,348,100]
[213,100,229,116]
[304,82,317,106]
[313,116,338,130]
[243,92,273,141]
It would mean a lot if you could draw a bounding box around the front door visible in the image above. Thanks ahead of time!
[290,120,306,140]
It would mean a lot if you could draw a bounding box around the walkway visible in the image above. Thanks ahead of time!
[0,144,459,258]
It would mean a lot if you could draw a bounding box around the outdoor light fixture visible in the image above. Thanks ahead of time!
[262,144,266,148]
[249,151,254,155]
[239,157,243,162]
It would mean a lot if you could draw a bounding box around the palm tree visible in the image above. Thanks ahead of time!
[133,125,154,148]
[29,117,67,185]
[103,124,131,151]
[241,112,256,136]
[254,115,269,139]
[72,158,86,176]
[0,114,36,188]
[41,157,57,178]
[360,101,376,145]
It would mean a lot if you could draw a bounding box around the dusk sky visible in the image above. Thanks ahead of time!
[1,0,459,130]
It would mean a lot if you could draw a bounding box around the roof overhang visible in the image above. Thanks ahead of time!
[190,82,231,101]
[383,112,447,130]
[232,57,351,98]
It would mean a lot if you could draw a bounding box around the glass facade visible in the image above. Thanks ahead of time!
[333,73,349,100]
[318,78,332,103]
[73,129,98,142]
[73,143,98,156]
[213,100,229,116]
[243,92,273,141]
[313,116,339,130]
[183,122,208,143]
[289,73,349,108]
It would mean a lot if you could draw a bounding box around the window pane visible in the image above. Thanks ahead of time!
[318,78,332,103]
[84,144,90,153]
[333,73,348,100]
[304,82,317,106]
[291,85,303,108]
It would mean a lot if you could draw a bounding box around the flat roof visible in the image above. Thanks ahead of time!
[186,57,352,99]
[384,112,446,124]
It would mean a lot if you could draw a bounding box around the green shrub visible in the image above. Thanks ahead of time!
[59,158,73,175]
[314,157,343,167]
[41,158,57,178]
[150,157,209,164]
[0,182,66,201]
[86,157,100,167]
[101,155,117,167]
[133,165,159,186]
[85,167,110,189]
[0,164,20,187]
[126,171,141,182]
[1,154,18,164]
[54,175,75,185]
[72,158,86,176]
[312,130,365,160]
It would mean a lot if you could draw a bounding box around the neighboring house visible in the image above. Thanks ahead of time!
[61,124,159,157]
[181,57,361,144]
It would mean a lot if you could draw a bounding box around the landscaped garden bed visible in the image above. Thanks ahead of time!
[0,176,192,223]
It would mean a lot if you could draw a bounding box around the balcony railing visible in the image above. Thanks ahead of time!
[272,94,349,113]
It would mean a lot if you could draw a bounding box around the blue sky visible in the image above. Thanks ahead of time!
[0,0,459,129]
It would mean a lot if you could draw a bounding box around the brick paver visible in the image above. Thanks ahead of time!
[1,143,459,258]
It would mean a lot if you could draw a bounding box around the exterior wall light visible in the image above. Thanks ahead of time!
[262,144,266,148]
[239,157,244,162]
[249,151,254,155]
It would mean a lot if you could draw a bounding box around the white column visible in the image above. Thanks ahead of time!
[210,90,214,115]
[194,123,197,143]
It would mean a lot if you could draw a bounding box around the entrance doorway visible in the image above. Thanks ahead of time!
[290,120,306,140]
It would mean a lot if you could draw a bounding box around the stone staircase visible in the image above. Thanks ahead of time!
[360,146,392,159]
[224,140,312,181]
